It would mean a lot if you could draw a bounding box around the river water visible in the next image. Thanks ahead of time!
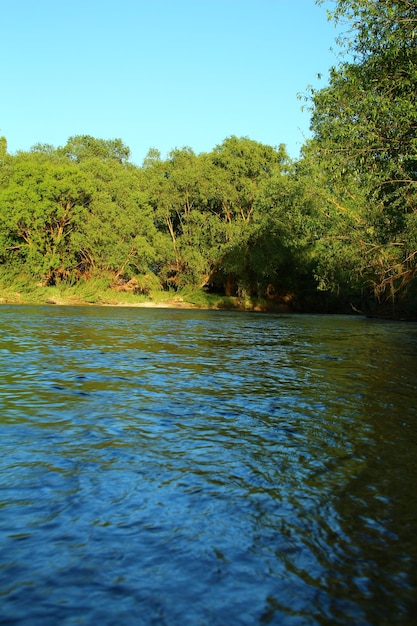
[0,305,416,625]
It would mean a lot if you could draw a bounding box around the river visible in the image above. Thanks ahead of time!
[0,305,416,625]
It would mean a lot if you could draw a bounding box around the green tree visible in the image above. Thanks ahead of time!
[143,147,220,288]
[0,152,93,283]
[295,141,373,308]
[0,136,7,161]
[310,0,417,311]
[62,135,131,164]
[209,136,289,223]
[76,157,159,284]
[207,136,292,296]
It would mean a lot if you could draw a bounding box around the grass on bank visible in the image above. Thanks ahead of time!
[0,270,283,311]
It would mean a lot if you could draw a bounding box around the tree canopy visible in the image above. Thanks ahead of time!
[309,0,417,311]
[1,0,416,317]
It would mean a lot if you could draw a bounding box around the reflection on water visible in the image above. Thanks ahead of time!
[0,305,417,625]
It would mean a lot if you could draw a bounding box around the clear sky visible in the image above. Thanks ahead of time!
[1,0,341,165]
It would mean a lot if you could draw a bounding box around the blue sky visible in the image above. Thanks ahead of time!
[1,0,342,165]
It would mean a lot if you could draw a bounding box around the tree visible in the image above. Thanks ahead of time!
[295,140,374,307]
[0,136,7,161]
[76,157,159,283]
[209,136,289,223]
[309,0,417,312]
[207,137,292,296]
[0,152,93,283]
[62,135,131,164]
[142,147,220,288]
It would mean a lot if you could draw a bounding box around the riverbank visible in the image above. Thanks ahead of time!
[0,282,291,313]
[10,274,410,317]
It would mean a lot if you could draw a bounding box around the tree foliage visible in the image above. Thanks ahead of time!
[62,135,131,164]
[0,152,93,284]
[0,135,307,303]
[310,0,417,309]
[1,3,416,317]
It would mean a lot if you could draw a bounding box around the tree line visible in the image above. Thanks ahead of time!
[1,0,416,317]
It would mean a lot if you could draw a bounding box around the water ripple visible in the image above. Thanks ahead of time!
[1,306,417,624]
